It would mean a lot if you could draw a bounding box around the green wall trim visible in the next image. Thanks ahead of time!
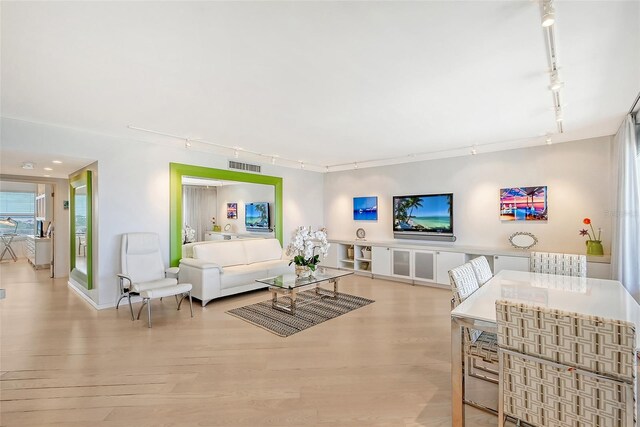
[169,163,283,267]
[69,170,93,289]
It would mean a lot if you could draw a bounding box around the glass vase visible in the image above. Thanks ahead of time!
[295,265,312,278]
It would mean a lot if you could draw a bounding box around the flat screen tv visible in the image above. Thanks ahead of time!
[393,193,453,236]
[245,202,270,231]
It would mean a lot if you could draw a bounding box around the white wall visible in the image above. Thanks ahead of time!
[324,136,612,255]
[2,117,324,308]
[216,183,275,235]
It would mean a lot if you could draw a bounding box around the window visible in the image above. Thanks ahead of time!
[0,191,35,236]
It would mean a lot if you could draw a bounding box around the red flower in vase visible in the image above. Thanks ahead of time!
[579,218,601,242]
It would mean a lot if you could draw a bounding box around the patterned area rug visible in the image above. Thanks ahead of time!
[226,289,374,337]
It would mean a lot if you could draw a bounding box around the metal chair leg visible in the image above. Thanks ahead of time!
[116,293,127,310]
[136,299,148,320]
[147,298,152,328]
[127,294,134,321]
[188,291,193,317]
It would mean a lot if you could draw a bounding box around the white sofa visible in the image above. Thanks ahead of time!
[179,238,292,306]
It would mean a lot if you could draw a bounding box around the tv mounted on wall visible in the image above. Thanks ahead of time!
[393,193,455,241]
[245,202,270,231]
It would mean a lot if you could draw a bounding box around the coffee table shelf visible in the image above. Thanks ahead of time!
[256,267,353,315]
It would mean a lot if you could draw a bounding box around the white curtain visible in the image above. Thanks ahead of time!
[183,186,217,242]
[611,114,640,301]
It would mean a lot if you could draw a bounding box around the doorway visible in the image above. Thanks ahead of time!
[0,179,57,276]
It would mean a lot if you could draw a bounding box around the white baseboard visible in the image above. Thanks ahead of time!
[67,281,118,310]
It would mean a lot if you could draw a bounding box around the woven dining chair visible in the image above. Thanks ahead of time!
[449,263,500,415]
[529,251,587,277]
[496,300,637,427]
[469,256,493,286]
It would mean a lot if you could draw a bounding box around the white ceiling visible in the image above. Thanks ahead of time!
[0,150,95,179]
[1,1,638,171]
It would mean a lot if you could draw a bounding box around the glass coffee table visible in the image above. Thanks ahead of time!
[256,266,353,315]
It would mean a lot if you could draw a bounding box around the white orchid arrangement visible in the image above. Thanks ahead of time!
[182,225,196,244]
[286,226,330,271]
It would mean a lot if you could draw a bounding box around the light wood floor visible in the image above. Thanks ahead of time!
[1,259,499,427]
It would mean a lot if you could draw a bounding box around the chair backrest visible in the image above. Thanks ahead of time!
[496,300,637,426]
[469,256,492,286]
[529,251,587,277]
[121,233,166,283]
[449,263,480,307]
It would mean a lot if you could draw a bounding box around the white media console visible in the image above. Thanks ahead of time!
[323,239,612,288]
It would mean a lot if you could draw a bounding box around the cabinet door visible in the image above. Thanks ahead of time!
[493,255,529,273]
[391,249,412,278]
[435,251,467,285]
[413,250,436,282]
[323,244,339,268]
[371,247,391,276]
[586,262,611,279]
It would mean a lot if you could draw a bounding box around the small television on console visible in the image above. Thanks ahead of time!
[393,193,454,240]
[245,202,270,231]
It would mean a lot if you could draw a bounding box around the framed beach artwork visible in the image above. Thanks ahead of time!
[500,186,548,221]
[226,203,238,219]
[353,196,378,221]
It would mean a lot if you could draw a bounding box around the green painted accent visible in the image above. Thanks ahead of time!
[69,170,93,290]
[169,163,283,267]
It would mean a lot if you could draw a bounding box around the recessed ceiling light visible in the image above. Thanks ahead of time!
[52,160,62,164]
[43,175,51,177]
[44,167,53,171]
[21,162,35,170]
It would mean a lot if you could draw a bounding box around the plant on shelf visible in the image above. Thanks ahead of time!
[286,226,330,277]
[579,217,604,256]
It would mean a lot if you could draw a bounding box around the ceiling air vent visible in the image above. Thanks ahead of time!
[228,160,261,174]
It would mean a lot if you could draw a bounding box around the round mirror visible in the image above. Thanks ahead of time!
[509,232,538,249]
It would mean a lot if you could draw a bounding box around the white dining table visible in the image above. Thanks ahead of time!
[450,269,640,426]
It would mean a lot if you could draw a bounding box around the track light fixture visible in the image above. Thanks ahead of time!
[549,70,563,92]
[300,161,305,169]
[185,139,192,148]
[354,162,358,169]
[555,108,563,122]
[541,0,555,27]
[470,145,477,155]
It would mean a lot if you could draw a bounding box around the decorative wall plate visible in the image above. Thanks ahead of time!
[509,232,538,249]
[356,228,366,240]
[224,224,232,231]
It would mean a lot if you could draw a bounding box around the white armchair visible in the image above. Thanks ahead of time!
[117,233,180,320]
